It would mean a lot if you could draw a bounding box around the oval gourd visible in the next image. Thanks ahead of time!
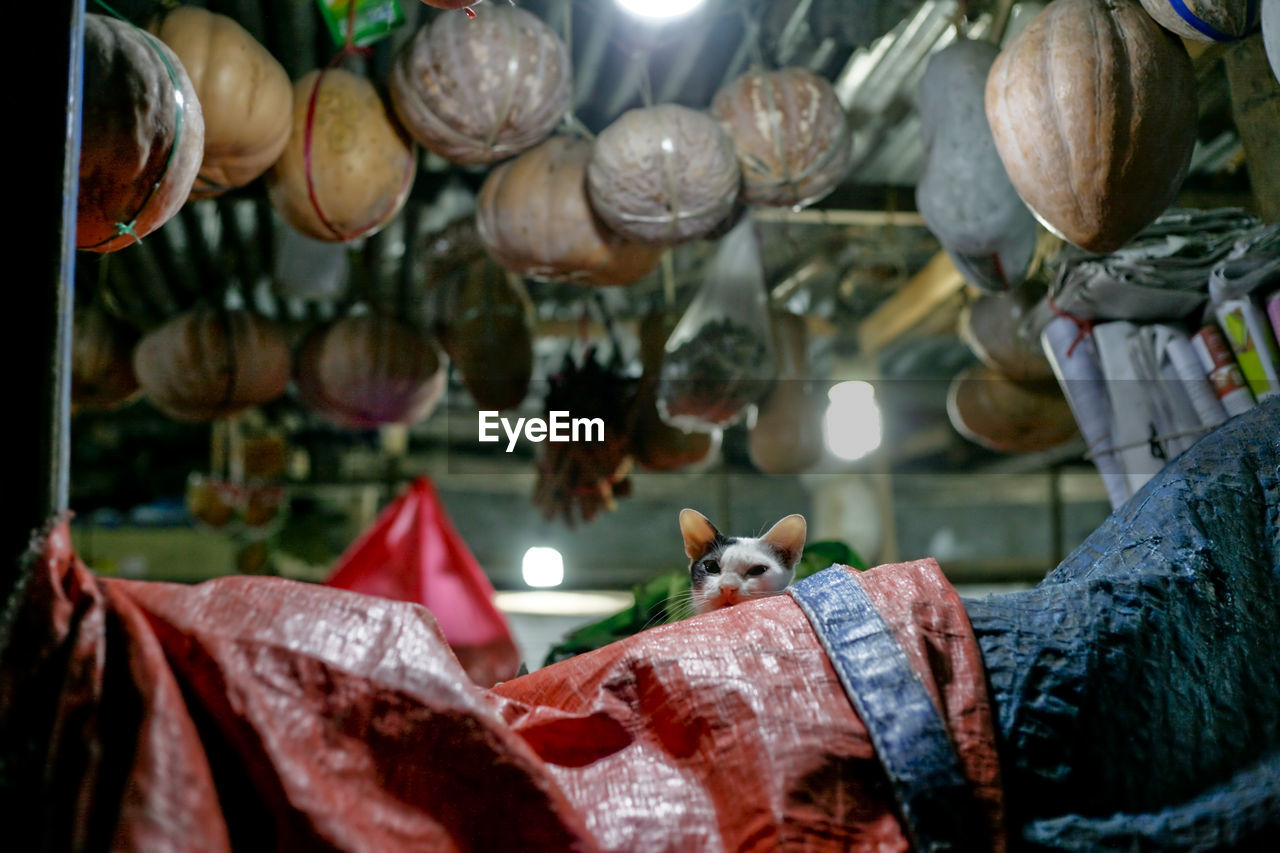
[297,314,446,428]
[149,5,292,198]
[959,293,1056,382]
[1266,0,1280,84]
[710,68,850,208]
[917,38,1038,293]
[267,69,415,242]
[440,259,534,411]
[133,307,291,422]
[390,4,571,166]
[748,312,825,475]
[947,365,1078,454]
[78,14,205,253]
[72,303,141,412]
[985,0,1197,254]
[587,105,741,246]
[476,137,661,286]
[1137,0,1260,42]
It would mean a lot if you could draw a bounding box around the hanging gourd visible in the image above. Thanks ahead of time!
[631,313,717,472]
[916,38,1038,293]
[587,104,741,246]
[710,68,851,208]
[296,313,446,428]
[959,292,1056,383]
[748,312,825,475]
[439,258,534,411]
[476,137,662,286]
[78,14,205,253]
[133,307,291,422]
[985,0,1197,254]
[148,5,292,198]
[1137,0,1260,42]
[390,4,571,166]
[72,303,141,412]
[947,365,1078,454]
[267,69,415,242]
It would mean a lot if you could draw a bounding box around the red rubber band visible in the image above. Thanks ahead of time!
[1047,293,1095,358]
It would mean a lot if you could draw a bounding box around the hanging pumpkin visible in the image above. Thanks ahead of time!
[72,303,141,412]
[959,292,1055,383]
[946,365,1078,454]
[439,258,534,411]
[1137,0,1260,42]
[296,314,446,428]
[587,104,741,246]
[78,14,205,253]
[631,313,717,471]
[476,137,662,286]
[748,312,825,474]
[710,68,851,208]
[267,69,415,242]
[390,4,571,166]
[133,307,291,422]
[148,5,292,198]
[985,0,1197,254]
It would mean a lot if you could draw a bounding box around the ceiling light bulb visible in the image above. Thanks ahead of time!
[522,546,565,588]
[824,381,883,461]
[614,0,707,21]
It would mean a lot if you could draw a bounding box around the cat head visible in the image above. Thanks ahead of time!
[679,508,807,615]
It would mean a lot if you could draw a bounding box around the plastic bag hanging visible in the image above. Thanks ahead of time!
[657,218,778,432]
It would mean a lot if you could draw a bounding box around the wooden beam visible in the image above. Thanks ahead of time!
[857,251,965,355]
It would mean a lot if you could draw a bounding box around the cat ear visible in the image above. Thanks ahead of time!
[679,509,721,561]
[762,514,807,567]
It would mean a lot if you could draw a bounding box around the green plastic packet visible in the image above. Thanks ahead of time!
[316,0,405,49]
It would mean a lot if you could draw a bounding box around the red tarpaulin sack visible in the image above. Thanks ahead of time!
[323,476,519,686]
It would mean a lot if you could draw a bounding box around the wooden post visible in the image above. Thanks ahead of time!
[1225,35,1280,223]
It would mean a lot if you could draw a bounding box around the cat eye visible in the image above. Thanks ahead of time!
[703,561,720,574]
[746,565,768,577]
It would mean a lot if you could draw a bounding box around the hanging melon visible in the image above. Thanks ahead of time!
[748,312,825,475]
[133,307,291,422]
[587,105,741,246]
[476,137,661,286]
[148,5,292,198]
[296,314,446,428]
[390,4,571,166]
[710,68,851,208]
[72,303,141,412]
[267,69,415,242]
[78,14,205,253]
[985,0,1197,253]
[959,293,1055,383]
[1137,0,1260,42]
[947,365,1078,454]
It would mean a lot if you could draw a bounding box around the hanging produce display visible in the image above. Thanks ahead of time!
[133,307,292,422]
[78,14,205,253]
[267,68,415,242]
[985,0,1197,254]
[587,104,741,246]
[148,5,292,198]
[72,303,141,413]
[476,136,662,286]
[1266,0,1280,84]
[710,67,851,208]
[439,258,535,412]
[631,312,718,472]
[916,38,1038,293]
[959,291,1056,383]
[946,365,1078,454]
[296,313,447,428]
[748,312,825,475]
[390,4,571,166]
[1137,0,1260,42]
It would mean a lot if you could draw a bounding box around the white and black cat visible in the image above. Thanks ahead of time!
[679,509,807,615]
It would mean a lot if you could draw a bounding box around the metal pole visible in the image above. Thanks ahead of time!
[0,0,82,652]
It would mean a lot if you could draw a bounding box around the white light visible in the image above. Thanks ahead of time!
[614,0,707,21]
[522,546,564,588]
[824,380,883,461]
[494,590,633,616]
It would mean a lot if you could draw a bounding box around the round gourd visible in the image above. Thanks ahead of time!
[1266,0,1280,84]
[959,293,1055,382]
[587,105,741,246]
[1137,0,1260,42]
[947,365,1078,454]
[133,307,291,422]
[268,69,415,242]
[78,14,205,253]
[985,0,1197,254]
[476,137,661,286]
[72,303,140,412]
[297,314,446,428]
[440,259,534,411]
[748,312,825,474]
[710,68,850,208]
[631,313,716,471]
[149,6,292,198]
[390,4,571,166]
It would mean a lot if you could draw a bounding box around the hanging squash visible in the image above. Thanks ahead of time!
[133,307,291,422]
[476,137,662,286]
[631,313,717,471]
[390,4,571,166]
[267,69,415,242]
[78,14,205,253]
[959,292,1055,383]
[985,0,1197,253]
[439,258,534,411]
[296,313,446,428]
[72,303,141,412]
[587,104,741,246]
[947,365,1078,454]
[1137,0,1260,42]
[710,68,851,208]
[148,5,292,198]
[748,312,825,474]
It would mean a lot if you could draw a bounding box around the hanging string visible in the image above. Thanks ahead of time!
[1047,292,1095,358]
